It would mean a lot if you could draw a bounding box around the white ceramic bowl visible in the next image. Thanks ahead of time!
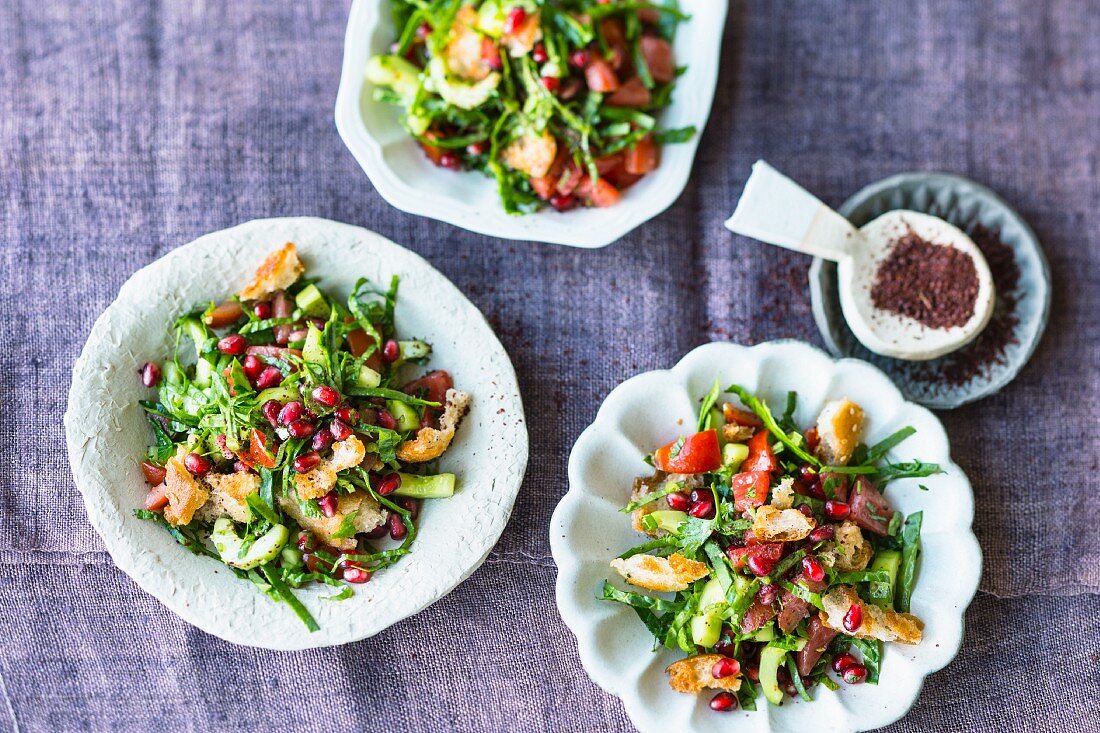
[65,217,528,649]
[334,0,728,248]
[551,341,981,732]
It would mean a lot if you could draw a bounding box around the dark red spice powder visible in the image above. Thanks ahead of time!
[908,224,1022,386]
[871,232,980,329]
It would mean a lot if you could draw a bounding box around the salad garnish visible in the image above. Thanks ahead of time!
[367,1,695,213]
[601,381,941,710]
[135,243,470,631]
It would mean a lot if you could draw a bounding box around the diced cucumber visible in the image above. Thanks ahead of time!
[163,361,184,385]
[387,399,420,432]
[706,407,724,434]
[690,578,728,647]
[699,577,726,609]
[647,510,688,534]
[257,385,299,405]
[476,0,506,36]
[194,357,214,388]
[295,284,329,318]
[280,546,303,570]
[356,365,382,389]
[393,472,456,499]
[397,339,431,364]
[302,325,325,366]
[722,442,749,470]
[179,317,210,358]
[365,54,422,101]
[427,57,500,110]
[871,549,902,609]
[752,622,776,642]
[211,518,289,570]
[759,646,788,706]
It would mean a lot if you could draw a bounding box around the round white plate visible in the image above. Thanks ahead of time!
[334,0,728,248]
[65,217,528,649]
[550,341,981,732]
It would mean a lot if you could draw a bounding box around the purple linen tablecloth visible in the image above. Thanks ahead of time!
[2,1,1099,731]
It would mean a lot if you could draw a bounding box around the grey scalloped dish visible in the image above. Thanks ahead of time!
[809,172,1051,410]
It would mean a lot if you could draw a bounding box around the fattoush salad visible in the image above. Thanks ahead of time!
[602,381,940,712]
[367,0,694,213]
[135,243,469,630]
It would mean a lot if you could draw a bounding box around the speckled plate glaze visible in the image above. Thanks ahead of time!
[65,217,528,649]
[551,341,981,732]
[809,172,1051,409]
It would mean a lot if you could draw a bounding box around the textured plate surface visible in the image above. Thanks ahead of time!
[809,172,1051,409]
[334,0,728,248]
[551,341,980,732]
[65,217,528,649]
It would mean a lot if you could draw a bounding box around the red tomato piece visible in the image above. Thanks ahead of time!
[594,152,624,177]
[402,370,453,404]
[623,134,659,175]
[576,176,622,208]
[723,403,763,428]
[144,483,170,511]
[606,76,652,108]
[726,541,783,570]
[742,429,779,473]
[530,176,556,200]
[731,470,770,511]
[639,35,676,83]
[243,428,278,470]
[653,429,721,474]
[584,57,620,93]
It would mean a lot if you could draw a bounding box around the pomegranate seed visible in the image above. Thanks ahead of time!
[809,524,836,543]
[363,521,388,540]
[549,193,576,211]
[329,418,354,441]
[287,328,308,343]
[255,366,283,389]
[287,419,316,439]
[711,657,740,679]
[466,140,489,156]
[503,7,526,33]
[343,565,371,584]
[261,399,282,426]
[377,473,402,496]
[388,512,408,540]
[747,554,775,577]
[242,354,263,380]
[532,42,548,63]
[439,153,461,170]
[381,339,401,363]
[842,664,867,684]
[416,22,431,38]
[312,429,334,452]
[709,691,738,712]
[294,451,321,474]
[541,75,560,91]
[832,653,859,673]
[184,453,212,476]
[140,362,161,388]
[307,317,326,330]
[689,489,705,503]
[689,499,715,519]
[253,300,272,319]
[233,460,254,474]
[712,630,735,657]
[798,465,817,483]
[318,490,338,517]
[756,583,778,605]
[802,555,826,583]
[297,531,316,552]
[797,503,814,518]
[312,384,341,407]
[665,492,691,511]
[278,401,304,426]
[825,500,851,520]
[217,334,247,355]
[335,406,358,424]
[744,665,760,682]
[398,497,419,520]
[569,49,590,68]
[805,427,820,450]
[377,409,397,430]
[843,603,863,632]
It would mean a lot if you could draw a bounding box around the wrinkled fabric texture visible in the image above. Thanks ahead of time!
[1,1,1098,731]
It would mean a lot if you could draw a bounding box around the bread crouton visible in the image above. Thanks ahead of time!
[722,424,755,443]
[770,476,795,510]
[278,490,386,551]
[819,585,923,645]
[162,452,210,527]
[500,130,557,178]
[814,398,865,466]
[238,243,304,301]
[396,389,470,463]
[666,654,742,694]
[752,505,815,541]
[295,436,367,500]
[502,9,542,57]
[445,6,493,81]
[609,553,708,593]
[196,471,260,523]
[828,520,873,572]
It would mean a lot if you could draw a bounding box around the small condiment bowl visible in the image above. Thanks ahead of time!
[809,172,1051,409]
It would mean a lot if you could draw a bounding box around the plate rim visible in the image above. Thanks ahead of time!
[63,216,529,649]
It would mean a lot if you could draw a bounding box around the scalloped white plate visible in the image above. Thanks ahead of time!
[550,341,980,732]
[65,217,528,649]
[334,0,728,248]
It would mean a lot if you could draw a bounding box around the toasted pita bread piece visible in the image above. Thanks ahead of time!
[238,242,304,301]
[396,389,470,463]
[609,553,708,593]
[814,398,865,466]
[666,654,742,694]
[295,436,367,500]
[279,490,386,551]
[752,504,816,542]
[196,471,260,523]
[162,451,210,527]
[819,585,923,645]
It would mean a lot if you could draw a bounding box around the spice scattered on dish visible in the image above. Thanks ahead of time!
[870,231,980,330]
[601,380,939,711]
[134,243,469,631]
[366,1,695,213]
